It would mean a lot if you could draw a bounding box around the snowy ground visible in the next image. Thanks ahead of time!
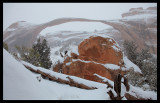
[3,49,110,100]
[3,49,157,100]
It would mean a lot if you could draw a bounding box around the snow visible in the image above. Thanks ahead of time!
[8,39,15,44]
[68,44,79,55]
[49,44,79,64]
[58,31,84,36]
[71,53,142,73]
[104,64,120,70]
[142,84,150,90]
[50,46,64,63]
[40,21,112,36]
[87,33,112,39]
[21,60,109,89]
[123,56,142,73]
[21,61,68,81]
[3,49,157,100]
[122,13,156,22]
[3,49,58,100]
[93,73,114,86]
[72,58,124,71]
[3,33,15,42]
[6,28,16,32]
[111,45,120,52]
[145,41,157,48]
[72,59,91,64]
[128,85,157,100]
[72,58,128,71]
[101,43,107,46]
[66,62,72,66]
[3,48,111,100]
[18,21,35,28]
[94,73,157,100]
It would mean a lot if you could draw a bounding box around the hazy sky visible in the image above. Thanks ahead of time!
[3,3,157,31]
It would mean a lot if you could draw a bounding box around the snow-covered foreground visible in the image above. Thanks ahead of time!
[3,49,157,100]
[3,49,109,100]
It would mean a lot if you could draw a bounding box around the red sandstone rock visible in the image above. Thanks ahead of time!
[54,36,127,82]
[63,60,112,81]
[78,36,123,66]
[70,52,78,59]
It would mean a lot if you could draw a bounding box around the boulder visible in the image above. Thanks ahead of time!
[54,36,126,82]
[78,36,123,66]
[62,60,112,82]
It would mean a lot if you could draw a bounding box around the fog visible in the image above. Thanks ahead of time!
[3,3,157,31]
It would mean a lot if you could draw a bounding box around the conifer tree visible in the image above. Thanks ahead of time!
[15,38,52,69]
[32,38,52,69]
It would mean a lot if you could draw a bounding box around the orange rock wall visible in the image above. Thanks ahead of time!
[78,36,123,66]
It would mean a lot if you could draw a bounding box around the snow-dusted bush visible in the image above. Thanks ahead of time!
[123,40,138,64]
[3,42,8,51]
[140,61,157,91]
[123,40,157,91]
[126,68,145,87]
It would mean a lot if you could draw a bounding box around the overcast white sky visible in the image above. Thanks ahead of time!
[3,3,157,31]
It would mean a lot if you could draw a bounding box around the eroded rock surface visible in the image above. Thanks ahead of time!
[54,36,127,82]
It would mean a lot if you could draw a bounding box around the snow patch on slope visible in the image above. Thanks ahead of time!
[129,85,157,100]
[3,49,58,100]
[17,21,36,28]
[123,56,142,73]
[6,28,16,32]
[40,22,112,36]
[3,49,109,100]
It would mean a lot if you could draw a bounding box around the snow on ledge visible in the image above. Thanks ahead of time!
[103,64,120,70]
[123,56,142,74]
[93,73,114,86]
[21,61,107,89]
[72,59,123,70]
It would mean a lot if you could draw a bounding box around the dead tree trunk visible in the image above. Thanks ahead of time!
[107,90,116,100]
[114,73,122,98]
[60,52,63,58]
[123,75,130,91]
[105,81,113,89]
[23,64,97,90]
[107,90,124,100]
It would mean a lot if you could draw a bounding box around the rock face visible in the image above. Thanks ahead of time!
[78,36,123,65]
[122,7,144,18]
[54,36,127,82]
[121,6,156,18]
